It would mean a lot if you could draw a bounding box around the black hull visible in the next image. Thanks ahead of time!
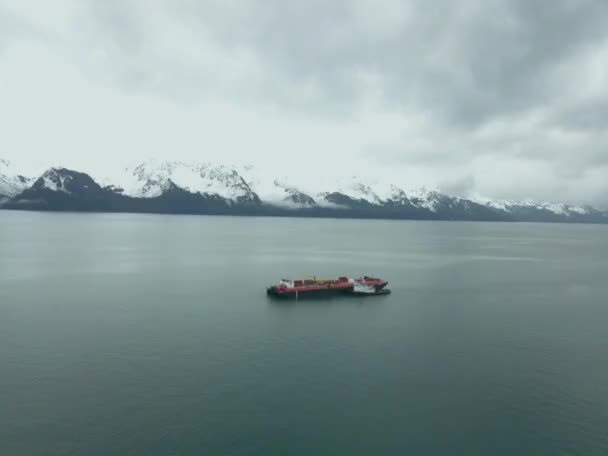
[375,281,388,291]
[266,287,391,300]
[266,288,350,299]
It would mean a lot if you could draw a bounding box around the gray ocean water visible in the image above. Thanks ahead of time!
[1,211,608,455]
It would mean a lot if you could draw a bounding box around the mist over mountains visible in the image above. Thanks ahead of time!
[1,158,606,223]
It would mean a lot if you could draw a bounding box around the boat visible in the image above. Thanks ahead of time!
[266,276,390,298]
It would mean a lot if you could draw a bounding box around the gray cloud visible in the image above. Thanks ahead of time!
[0,0,607,205]
[0,5,42,50]
[159,0,608,123]
[553,99,608,132]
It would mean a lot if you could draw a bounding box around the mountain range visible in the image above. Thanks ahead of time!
[1,158,606,223]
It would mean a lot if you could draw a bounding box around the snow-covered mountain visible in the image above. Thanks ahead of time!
[470,196,602,219]
[236,166,325,208]
[3,158,607,223]
[29,168,103,195]
[104,159,260,205]
[9,167,118,212]
[0,159,33,200]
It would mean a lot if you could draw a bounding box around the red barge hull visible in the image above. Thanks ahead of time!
[266,276,389,298]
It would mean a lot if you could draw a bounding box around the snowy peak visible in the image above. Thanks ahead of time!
[35,168,73,193]
[112,159,260,204]
[519,201,593,216]
[471,196,597,218]
[226,168,449,211]
[312,176,455,212]
[314,178,450,213]
[406,187,450,212]
[30,168,103,195]
[0,158,33,198]
[272,180,316,207]
[328,176,386,204]
[234,168,309,208]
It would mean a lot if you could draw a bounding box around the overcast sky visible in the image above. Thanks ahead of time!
[1,0,607,204]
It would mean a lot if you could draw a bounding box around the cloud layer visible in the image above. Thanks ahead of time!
[1,0,607,205]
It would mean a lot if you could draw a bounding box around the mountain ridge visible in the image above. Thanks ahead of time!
[0,159,35,201]
[2,159,606,223]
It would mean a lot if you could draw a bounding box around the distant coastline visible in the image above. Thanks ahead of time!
[1,163,607,224]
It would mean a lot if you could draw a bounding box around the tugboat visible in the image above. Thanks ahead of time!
[266,276,390,298]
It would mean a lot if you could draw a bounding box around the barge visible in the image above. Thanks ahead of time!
[266,276,390,298]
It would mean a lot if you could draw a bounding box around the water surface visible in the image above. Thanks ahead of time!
[1,211,608,455]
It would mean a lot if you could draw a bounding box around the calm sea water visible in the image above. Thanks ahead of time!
[1,211,608,455]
